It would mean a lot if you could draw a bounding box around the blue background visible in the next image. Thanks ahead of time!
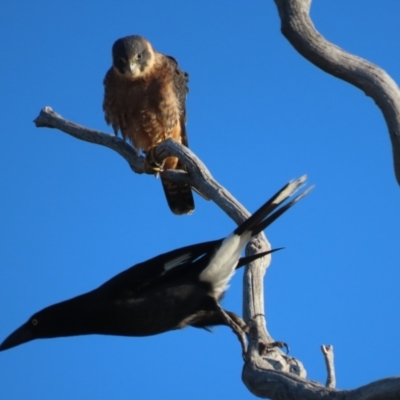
[1,1,399,399]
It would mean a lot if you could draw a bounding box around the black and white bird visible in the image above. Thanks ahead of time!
[0,176,311,356]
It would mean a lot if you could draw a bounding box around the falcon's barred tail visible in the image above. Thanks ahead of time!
[160,173,195,215]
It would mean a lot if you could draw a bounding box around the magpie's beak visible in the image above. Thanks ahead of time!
[0,323,33,351]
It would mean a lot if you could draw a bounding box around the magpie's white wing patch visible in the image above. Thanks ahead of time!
[199,233,245,297]
[164,253,193,271]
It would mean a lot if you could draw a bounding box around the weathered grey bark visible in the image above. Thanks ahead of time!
[321,345,335,389]
[273,0,400,186]
[241,0,400,397]
[33,1,400,397]
[34,107,400,399]
[34,107,249,224]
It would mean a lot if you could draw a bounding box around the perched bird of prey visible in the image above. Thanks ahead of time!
[0,176,311,356]
[103,35,194,215]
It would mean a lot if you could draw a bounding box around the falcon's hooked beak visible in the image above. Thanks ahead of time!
[128,61,138,74]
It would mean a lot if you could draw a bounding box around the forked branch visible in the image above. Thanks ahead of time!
[34,107,400,398]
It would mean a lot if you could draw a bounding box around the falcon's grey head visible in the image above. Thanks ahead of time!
[111,35,155,79]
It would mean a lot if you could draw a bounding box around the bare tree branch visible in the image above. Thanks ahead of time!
[34,107,247,224]
[34,106,400,398]
[273,0,400,186]
[321,345,336,388]
[243,360,400,400]
[237,0,400,397]
[33,106,306,374]
[34,107,146,174]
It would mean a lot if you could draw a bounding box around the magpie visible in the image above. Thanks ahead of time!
[0,175,311,356]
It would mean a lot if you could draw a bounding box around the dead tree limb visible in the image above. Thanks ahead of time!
[34,107,249,224]
[34,106,400,399]
[239,0,400,397]
[321,345,336,389]
[273,0,400,186]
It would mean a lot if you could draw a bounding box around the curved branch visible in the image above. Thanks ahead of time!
[34,107,400,399]
[33,105,305,369]
[273,0,400,186]
[34,107,248,224]
[34,107,146,174]
[243,357,400,400]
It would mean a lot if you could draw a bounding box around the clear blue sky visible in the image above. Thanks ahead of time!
[1,1,399,399]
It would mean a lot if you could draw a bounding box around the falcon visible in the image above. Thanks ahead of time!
[0,176,311,357]
[103,35,194,215]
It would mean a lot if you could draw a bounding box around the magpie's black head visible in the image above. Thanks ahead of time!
[0,295,93,351]
[111,35,155,79]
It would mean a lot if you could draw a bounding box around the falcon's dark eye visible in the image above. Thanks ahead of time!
[136,53,142,60]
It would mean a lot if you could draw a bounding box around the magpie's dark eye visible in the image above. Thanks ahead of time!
[31,318,38,326]
[136,53,142,60]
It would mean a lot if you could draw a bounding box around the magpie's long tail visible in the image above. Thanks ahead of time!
[234,175,313,238]
[236,248,284,270]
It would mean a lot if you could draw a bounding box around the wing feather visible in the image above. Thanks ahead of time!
[98,239,222,297]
